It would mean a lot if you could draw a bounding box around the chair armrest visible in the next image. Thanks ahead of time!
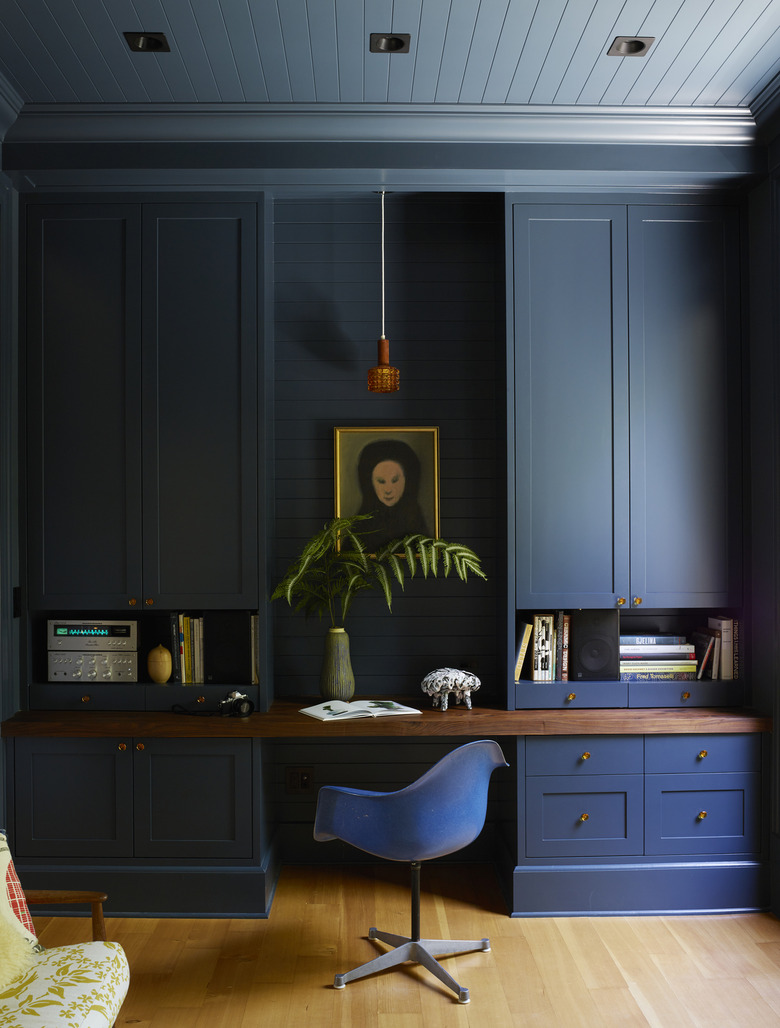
[23,889,108,942]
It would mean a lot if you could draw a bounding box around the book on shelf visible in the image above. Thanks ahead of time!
[619,643,696,658]
[169,613,205,684]
[299,699,421,721]
[701,626,721,679]
[620,669,697,681]
[690,630,716,680]
[514,622,533,682]
[619,661,698,672]
[708,615,733,680]
[619,634,687,645]
[532,614,554,682]
[559,612,570,682]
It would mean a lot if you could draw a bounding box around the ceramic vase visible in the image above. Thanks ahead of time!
[320,627,355,701]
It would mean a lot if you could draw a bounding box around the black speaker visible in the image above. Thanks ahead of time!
[569,610,619,681]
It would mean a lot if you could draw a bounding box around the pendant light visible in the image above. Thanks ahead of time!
[367,192,400,393]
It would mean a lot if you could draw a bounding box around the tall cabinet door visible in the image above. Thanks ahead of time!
[141,204,259,608]
[627,206,742,609]
[513,205,629,608]
[25,205,143,609]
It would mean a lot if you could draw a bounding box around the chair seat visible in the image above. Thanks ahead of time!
[0,940,129,1027]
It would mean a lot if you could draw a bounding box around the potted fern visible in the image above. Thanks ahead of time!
[271,513,486,700]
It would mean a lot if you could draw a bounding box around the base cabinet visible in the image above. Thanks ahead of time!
[514,732,767,915]
[8,736,275,916]
[12,736,254,859]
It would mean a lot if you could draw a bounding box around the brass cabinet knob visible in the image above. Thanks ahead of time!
[197,695,206,704]
[632,596,643,606]
[581,751,591,761]
[145,598,154,606]
[128,597,137,606]
[118,742,127,751]
[566,693,576,702]
[698,750,708,760]
[81,695,91,703]
[681,691,691,701]
[616,597,626,606]
[696,811,708,821]
[136,742,145,751]
[579,813,590,823]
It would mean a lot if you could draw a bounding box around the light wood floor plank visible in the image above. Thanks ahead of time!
[31,864,780,1027]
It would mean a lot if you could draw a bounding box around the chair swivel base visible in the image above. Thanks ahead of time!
[333,927,491,1004]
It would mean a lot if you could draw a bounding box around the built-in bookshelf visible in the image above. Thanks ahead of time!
[513,609,745,710]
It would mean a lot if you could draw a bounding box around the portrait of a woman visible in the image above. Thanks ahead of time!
[335,427,439,550]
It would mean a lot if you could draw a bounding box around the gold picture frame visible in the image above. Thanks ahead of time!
[334,427,440,549]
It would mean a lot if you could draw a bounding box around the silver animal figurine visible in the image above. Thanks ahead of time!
[420,668,481,711]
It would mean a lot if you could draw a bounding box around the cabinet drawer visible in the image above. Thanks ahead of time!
[28,684,145,711]
[515,682,627,709]
[628,681,745,708]
[645,734,761,774]
[526,735,643,776]
[526,774,644,857]
[644,772,761,855]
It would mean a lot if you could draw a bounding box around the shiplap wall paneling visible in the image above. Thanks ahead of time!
[273,194,504,702]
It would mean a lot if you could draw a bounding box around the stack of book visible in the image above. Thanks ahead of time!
[619,634,697,681]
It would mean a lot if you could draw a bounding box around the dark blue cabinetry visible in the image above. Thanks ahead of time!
[24,201,259,611]
[515,732,766,915]
[512,203,741,612]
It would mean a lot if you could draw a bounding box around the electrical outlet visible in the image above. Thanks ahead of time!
[285,766,314,794]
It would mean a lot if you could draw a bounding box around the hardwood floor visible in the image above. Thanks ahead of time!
[33,864,780,1027]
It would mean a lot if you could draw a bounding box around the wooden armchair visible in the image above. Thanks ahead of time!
[23,889,109,942]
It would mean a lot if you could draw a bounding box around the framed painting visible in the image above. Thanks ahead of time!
[334,426,440,550]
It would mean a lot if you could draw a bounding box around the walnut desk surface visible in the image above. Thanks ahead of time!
[0,702,771,739]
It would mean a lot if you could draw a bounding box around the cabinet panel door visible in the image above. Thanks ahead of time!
[133,738,253,858]
[645,772,760,855]
[513,205,629,608]
[525,774,643,857]
[628,207,742,607]
[13,738,134,857]
[141,204,259,608]
[25,205,143,608]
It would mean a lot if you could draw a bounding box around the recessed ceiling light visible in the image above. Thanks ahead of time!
[370,33,411,54]
[124,31,170,53]
[607,36,655,57]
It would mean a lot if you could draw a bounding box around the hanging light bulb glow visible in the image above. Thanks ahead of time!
[368,192,400,393]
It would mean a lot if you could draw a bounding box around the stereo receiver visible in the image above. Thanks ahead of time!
[47,619,138,683]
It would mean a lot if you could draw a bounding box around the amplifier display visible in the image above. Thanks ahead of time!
[47,619,137,651]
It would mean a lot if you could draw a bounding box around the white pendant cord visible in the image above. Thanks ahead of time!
[381,190,386,339]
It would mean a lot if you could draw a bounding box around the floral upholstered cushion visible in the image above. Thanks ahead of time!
[0,940,130,1027]
[0,830,37,949]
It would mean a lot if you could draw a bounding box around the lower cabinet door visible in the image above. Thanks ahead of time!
[645,772,761,855]
[132,738,254,859]
[526,774,644,857]
[13,738,134,858]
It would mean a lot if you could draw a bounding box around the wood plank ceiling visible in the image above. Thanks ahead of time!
[0,0,778,112]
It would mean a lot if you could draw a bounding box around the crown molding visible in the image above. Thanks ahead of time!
[4,102,758,148]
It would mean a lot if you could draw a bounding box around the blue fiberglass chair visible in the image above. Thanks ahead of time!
[313,739,508,1004]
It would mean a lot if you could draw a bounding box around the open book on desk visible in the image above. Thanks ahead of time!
[300,699,421,721]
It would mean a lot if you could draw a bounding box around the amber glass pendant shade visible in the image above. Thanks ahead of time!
[368,334,400,393]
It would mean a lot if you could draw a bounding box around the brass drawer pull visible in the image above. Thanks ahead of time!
[566,693,576,702]
[697,750,708,760]
[696,811,708,821]
[580,752,591,762]
[578,813,590,823]
[81,695,91,703]
[681,691,691,701]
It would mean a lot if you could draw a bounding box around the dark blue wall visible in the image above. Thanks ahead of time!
[271,193,506,704]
